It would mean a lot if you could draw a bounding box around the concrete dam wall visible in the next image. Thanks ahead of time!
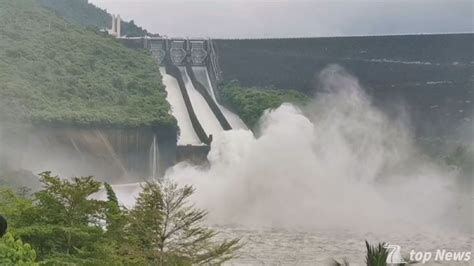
[213,34,474,138]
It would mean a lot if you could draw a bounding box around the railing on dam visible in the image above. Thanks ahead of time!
[120,37,211,66]
[119,37,222,97]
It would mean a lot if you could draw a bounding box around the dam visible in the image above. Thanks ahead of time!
[1,1,471,263]
[3,33,470,183]
[132,37,247,164]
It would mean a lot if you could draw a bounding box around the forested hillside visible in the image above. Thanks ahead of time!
[38,0,149,37]
[0,0,174,129]
[215,35,474,138]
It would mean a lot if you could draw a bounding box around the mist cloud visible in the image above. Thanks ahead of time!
[165,65,467,234]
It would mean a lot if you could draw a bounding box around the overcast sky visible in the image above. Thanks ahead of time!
[90,0,474,38]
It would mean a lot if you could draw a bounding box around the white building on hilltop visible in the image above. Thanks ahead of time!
[107,15,121,38]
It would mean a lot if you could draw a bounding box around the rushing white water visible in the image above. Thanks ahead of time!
[109,65,471,264]
[166,65,471,264]
[192,66,218,100]
[192,66,248,130]
[179,66,224,137]
[160,67,201,145]
[99,178,471,265]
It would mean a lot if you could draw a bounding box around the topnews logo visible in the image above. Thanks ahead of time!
[385,243,472,264]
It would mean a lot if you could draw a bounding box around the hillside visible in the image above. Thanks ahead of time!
[0,0,174,129]
[215,35,474,138]
[38,0,149,37]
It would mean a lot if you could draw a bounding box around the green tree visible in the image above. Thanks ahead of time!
[128,181,241,265]
[15,172,116,264]
[118,181,164,264]
[0,233,38,265]
[103,182,131,263]
[0,174,243,264]
[104,182,124,239]
[0,188,35,229]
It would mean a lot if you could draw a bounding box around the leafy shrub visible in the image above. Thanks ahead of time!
[0,233,38,265]
[365,241,388,266]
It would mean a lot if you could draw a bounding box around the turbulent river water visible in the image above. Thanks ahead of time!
[103,182,472,265]
[215,226,472,265]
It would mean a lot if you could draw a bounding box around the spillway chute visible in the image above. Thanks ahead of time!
[160,67,201,145]
[179,66,224,137]
[192,66,248,130]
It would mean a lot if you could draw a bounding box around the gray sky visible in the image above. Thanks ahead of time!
[90,0,474,38]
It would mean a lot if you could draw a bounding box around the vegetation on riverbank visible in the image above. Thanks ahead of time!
[220,82,309,128]
[0,172,240,264]
[0,0,174,128]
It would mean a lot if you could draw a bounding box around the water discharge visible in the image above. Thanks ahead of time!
[169,65,465,230]
[115,65,471,264]
[160,67,201,145]
[164,65,471,263]
[192,66,248,130]
[179,66,224,137]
